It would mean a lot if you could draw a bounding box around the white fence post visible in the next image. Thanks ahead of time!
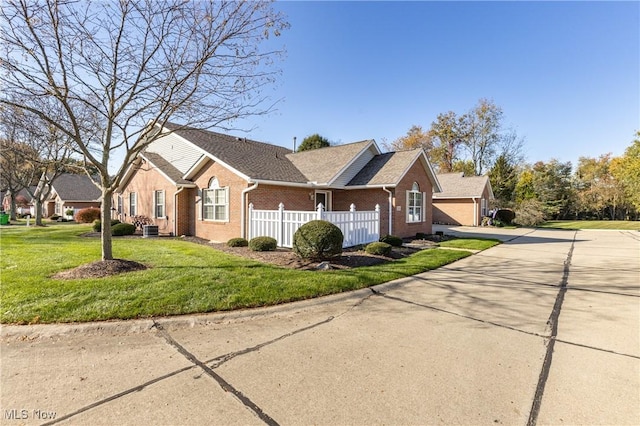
[278,203,284,247]
[316,203,324,220]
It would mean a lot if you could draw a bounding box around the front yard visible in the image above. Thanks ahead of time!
[0,224,497,324]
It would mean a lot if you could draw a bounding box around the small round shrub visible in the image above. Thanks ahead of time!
[111,223,136,236]
[494,209,516,225]
[93,219,121,232]
[380,234,403,247]
[292,220,343,260]
[249,236,277,252]
[75,207,101,223]
[365,242,392,256]
[227,237,249,247]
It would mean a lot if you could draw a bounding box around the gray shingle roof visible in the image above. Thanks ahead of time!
[141,151,193,186]
[433,172,491,198]
[348,149,422,186]
[52,174,101,201]
[286,141,373,184]
[166,124,307,183]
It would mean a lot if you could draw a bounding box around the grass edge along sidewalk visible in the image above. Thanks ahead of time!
[539,220,640,230]
[0,224,497,324]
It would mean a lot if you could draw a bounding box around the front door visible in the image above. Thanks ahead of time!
[314,191,331,211]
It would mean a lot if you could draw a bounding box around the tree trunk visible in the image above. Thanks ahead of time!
[34,198,43,226]
[9,194,17,220]
[101,189,114,260]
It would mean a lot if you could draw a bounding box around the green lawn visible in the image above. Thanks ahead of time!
[540,220,640,231]
[0,224,486,324]
[439,238,501,251]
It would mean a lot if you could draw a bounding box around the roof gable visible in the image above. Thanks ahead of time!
[348,149,441,191]
[165,124,307,183]
[51,174,101,201]
[141,152,195,187]
[433,173,493,199]
[286,140,377,185]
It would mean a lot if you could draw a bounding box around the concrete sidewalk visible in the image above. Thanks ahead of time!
[2,228,638,425]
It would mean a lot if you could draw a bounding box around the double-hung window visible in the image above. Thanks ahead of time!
[129,192,137,216]
[202,177,228,221]
[407,182,423,223]
[154,190,165,218]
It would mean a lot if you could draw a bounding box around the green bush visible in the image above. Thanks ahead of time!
[380,234,403,247]
[292,220,343,260]
[249,236,277,252]
[92,219,121,232]
[514,200,545,227]
[494,209,516,225]
[75,207,101,223]
[365,242,392,256]
[227,237,249,247]
[111,223,136,236]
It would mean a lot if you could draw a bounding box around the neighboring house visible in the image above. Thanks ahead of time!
[43,174,102,218]
[118,122,442,245]
[432,172,494,226]
[2,187,37,216]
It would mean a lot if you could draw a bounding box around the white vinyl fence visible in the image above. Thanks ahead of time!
[248,203,380,248]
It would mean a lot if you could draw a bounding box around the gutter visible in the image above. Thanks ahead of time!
[241,182,259,239]
[382,186,393,236]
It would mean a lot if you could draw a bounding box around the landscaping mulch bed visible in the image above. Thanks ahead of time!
[66,232,447,279]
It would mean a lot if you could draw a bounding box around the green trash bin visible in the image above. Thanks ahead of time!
[0,213,9,225]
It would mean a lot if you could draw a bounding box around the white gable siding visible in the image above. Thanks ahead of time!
[331,146,376,187]
[146,133,203,174]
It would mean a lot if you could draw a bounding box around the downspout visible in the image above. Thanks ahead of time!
[472,197,478,226]
[173,186,186,236]
[241,182,259,239]
[382,186,393,235]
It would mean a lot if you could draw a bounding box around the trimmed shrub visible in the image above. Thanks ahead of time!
[494,209,516,225]
[292,220,343,260]
[227,237,249,247]
[365,242,392,256]
[111,223,136,236]
[93,219,121,232]
[249,236,277,252]
[380,234,403,247]
[75,207,101,223]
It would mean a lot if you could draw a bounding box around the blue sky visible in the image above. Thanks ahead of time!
[236,1,639,167]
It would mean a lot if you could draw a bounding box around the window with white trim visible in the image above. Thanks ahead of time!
[406,182,423,223]
[129,192,137,216]
[154,190,165,218]
[202,177,228,221]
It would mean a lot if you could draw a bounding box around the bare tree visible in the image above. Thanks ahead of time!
[1,0,288,260]
[0,103,72,225]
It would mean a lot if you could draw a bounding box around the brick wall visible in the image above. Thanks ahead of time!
[121,159,177,235]
[393,160,434,238]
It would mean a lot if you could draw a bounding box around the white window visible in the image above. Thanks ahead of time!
[129,192,137,216]
[314,191,331,211]
[202,177,228,221]
[154,190,165,218]
[481,198,488,217]
[406,182,423,223]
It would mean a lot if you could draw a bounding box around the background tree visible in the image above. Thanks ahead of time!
[610,132,640,218]
[575,154,625,220]
[463,98,503,175]
[297,134,331,152]
[0,104,73,225]
[384,125,433,152]
[1,0,288,260]
[489,154,519,206]
[429,111,466,173]
[531,160,575,220]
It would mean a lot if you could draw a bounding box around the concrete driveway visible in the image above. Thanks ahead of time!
[2,227,639,425]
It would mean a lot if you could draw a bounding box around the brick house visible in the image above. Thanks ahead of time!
[117,123,442,244]
[43,173,102,218]
[432,172,494,226]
